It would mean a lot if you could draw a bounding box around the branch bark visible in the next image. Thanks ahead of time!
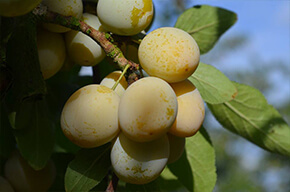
[33,3,140,83]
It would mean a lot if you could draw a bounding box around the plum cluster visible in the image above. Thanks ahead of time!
[59,0,204,185]
[0,0,205,186]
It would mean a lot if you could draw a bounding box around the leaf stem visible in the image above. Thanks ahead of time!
[111,64,130,91]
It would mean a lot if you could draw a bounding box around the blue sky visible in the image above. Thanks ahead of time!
[80,0,290,106]
[194,0,290,66]
[193,0,290,106]
[150,0,290,106]
[151,0,290,66]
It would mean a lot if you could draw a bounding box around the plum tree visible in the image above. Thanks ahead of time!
[4,151,56,192]
[60,84,120,148]
[42,0,83,33]
[36,28,66,80]
[2,1,288,191]
[111,132,169,184]
[118,77,178,142]
[100,71,128,97]
[138,27,200,83]
[167,133,185,164]
[169,79,205,137]
[65,13,106,66]
[96,0,153,36]
[0,176,14,192]
[0,0,41,17]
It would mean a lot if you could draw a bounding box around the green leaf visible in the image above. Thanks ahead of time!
[65,144,111,192]
[175,5,237,54]
[5,14,46,111]
[168,127,216,192]
[15,98,55,170]
[158,167,188,192]
[208,82,290,156]
[189,63,237,104]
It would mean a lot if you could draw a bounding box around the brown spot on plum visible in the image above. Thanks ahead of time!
[166,108,175,120]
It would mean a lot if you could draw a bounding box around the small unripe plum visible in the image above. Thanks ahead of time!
[61,84,120,148]
[138,27,200,83]
[0,0,41,17]
[119,77,177,142]
[100,71,128,97]
[37,28,66,80]
[167,133,185,164]
[111,132,169,184]
[4,151,56,192]
[0,176,14,192]
[42,0,83,33]
[169,80,205,137]
[65,13,106,66]
[97,0,153,36]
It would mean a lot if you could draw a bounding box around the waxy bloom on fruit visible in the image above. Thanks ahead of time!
[0,0,41,17]
[65,13,106,66]
[37,28,66,80]
[169,79,205,137]
[42,0,83,33]
[97,0,153,36]
[111,132,169,184]
[119,77,177,142]
[61,85,120,148]
[138,27,200,83]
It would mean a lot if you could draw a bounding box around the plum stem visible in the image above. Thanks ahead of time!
[111,64,130,91]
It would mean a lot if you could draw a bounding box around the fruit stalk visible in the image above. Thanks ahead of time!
[111,64,130,91]
[32,3,139,74]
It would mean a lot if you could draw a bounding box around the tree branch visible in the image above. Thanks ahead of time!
[32,3,140,83]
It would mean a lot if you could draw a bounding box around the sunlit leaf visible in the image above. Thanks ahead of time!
[208,82,290,156]
[189,63,237,104]
[159,167,188,192]
[65,144,111,192]
[168,127,216,192]
[175,5,237,54]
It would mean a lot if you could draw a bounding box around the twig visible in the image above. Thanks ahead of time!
[33,3,140,83]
